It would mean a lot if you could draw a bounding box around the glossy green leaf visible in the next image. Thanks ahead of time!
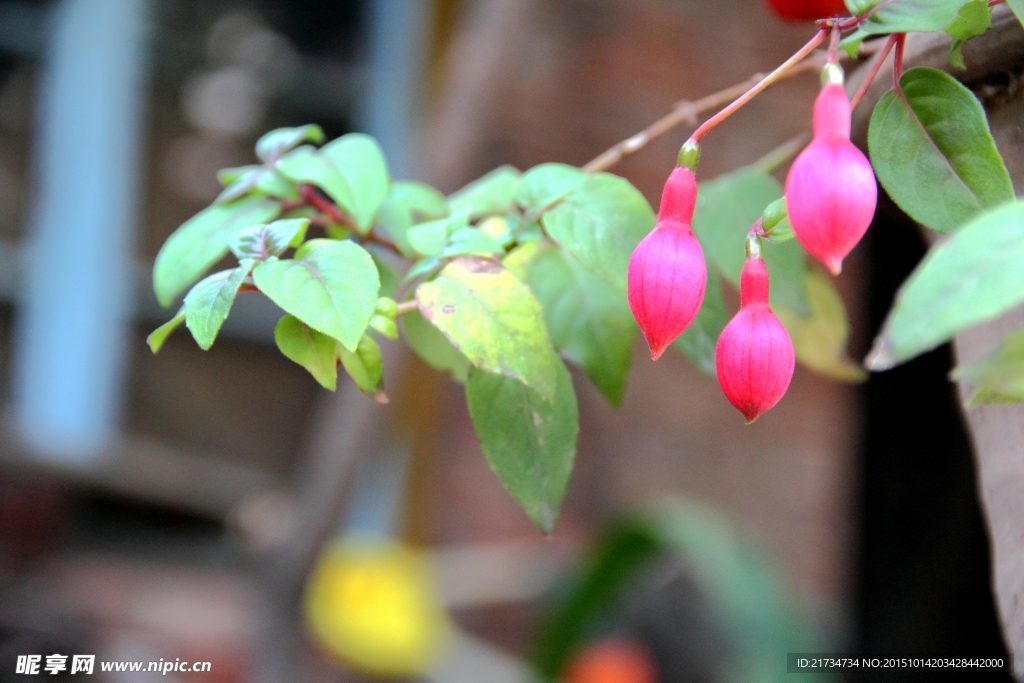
[528,248,636,407]
[776,269,866,382]
[466,360,578,532]
[276,134,389,233]
[253,240,380,351]
[945,0,990,40]
[339,335,386,402]
[515,163,587,215]
[448,165,520,218]
[691,169,808,313]
[184,261,253,350]
[857,0,973,35]
[867,201,1024,370]
[415,256,560,401]
[401,309,470,383]
[673,272,729,376]
[256,124,326,162]
[542,173,655,290]
[868,67,1013,233]
[147,307,185,354]
[951,328,1024,405]
[274,314,339,390]
[153,196,281,307]
[441,227,505,259]
[407,210,470,257]
[229,218,309,261]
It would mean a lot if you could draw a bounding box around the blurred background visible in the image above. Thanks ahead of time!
[0,0,1010,681]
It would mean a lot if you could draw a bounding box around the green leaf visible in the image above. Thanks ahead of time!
[858,0,973,35]
[184,262,253,350]
[153,196,281,307]
[867,201,1024,370]
[945,0,990,40]
[868,68,1014,233]
[440,227,505,259]
[401,309,470,383]
[951,328,1024,405]
[415,256,560,401]
[541,173,655,289]
[217,165,258,187]
[448,165,520,218]
[840,28,870,59]
[276,134,390,233]
[407,210,470,257]
[515,163,587,215]
[502,241,544,281]
[466,360,578,532]
[691,169,808,313]
[1008,0,1024,30]
[673,272,729,376]
[147,307,185,353]
[528,247,636,407]
[253,240,380,351]
[371,252,399,298]
[274,314,339,391]
[845,0,879,14]
[775,269,866,382]
[256,124,326,162]
[229,218,309,261]
[293,238,337,261]
[389,180,449,219]
[339,335,386,402]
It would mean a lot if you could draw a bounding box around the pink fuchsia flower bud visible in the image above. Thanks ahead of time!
[716,256,795,422]
[785,82,877,275]
[628,166,708,360]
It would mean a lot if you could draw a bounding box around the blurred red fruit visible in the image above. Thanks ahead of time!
[766,0,848,21]
[564,639,658,683]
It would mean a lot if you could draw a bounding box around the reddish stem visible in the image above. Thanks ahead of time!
[689,29,828,144]
[850,33,899,110]
[892,33,906,87]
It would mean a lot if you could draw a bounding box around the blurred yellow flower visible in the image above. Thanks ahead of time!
[304,539,451,677]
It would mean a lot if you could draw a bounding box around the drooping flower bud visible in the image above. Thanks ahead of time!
[628,165,707,360]
[785,80,877,275]
[716,250,795,422]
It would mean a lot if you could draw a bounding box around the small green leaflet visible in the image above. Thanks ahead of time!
[229,218,309,261]
[415,256,560,401]
[276,134,389,233]
[401,309,470,383]
[448,165,521,218]
[275,314,340,391]
[542,173,655,290]
[253,240,380,351]
[528,247,636,407]
[951,328,1024,405]
[868,68,1013,234]
[441,227,505,259]
[775,269,866,382]
[184,261,254,350]
[153,196,280,307]
[216,166,300,204]
[147,307,185,353]
[867,201,1024,370]
[466,360,578,533]
[339,335,387,403]
[856,0,975,35]
[690,168,809,313]
[673,271,729,376]
[946,0,991,40]
[376,181,450,257]
[256,124,326,162]
[407,210,470,257]
[515,163,587,215]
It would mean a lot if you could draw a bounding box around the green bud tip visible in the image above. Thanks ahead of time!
[761,197,788,232]
[821,61,844,87]
[745,231,763,260]
[677,140,701,171]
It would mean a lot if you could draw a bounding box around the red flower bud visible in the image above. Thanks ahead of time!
[785,83,877,275]
[628,167,708,360]
[766,0,848,22]
[716,257,795,422]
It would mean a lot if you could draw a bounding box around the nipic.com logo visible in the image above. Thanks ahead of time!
[15,655,212,675]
